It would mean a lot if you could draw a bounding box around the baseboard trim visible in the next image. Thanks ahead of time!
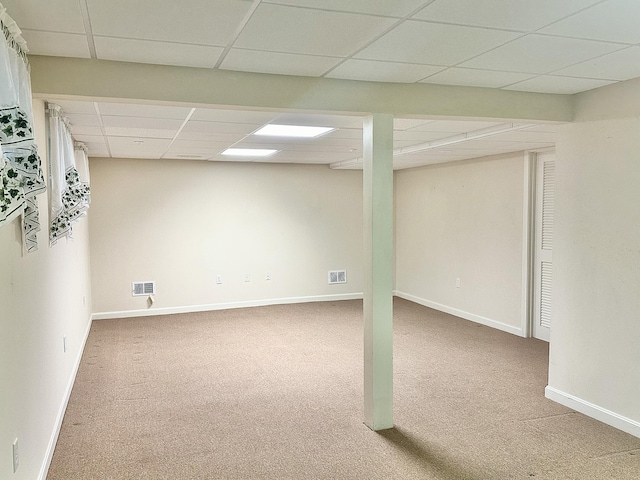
[92,293,364,320]
[39,315,93,480]
[545,386,640,439]
[394,291,523,336]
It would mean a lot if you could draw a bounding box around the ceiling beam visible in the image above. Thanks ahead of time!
[29,56,573,123]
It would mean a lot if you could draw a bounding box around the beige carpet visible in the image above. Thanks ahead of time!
[47,298,640,479]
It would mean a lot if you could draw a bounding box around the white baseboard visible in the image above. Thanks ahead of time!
[91,292,364,320]
[39,315,93,480]
[394,291,523,336]
[545,386,640,439]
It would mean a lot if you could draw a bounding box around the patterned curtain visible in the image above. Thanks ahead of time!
[0,4,45,252]
[48,104,91,245]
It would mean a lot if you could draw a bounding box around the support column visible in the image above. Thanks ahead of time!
[363,113,394,431]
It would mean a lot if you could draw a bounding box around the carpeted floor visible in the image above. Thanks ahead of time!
[47,298,640,479]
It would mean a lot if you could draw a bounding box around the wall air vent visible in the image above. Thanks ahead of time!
[328,270,347,285]
[132,281,156,296]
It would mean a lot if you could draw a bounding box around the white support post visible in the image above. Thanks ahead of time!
[363,113,394,431]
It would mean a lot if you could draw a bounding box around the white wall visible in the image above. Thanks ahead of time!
[88,159,363,316]
[0,100,93,479]
[395,153,525,334]
[547,116,640,435]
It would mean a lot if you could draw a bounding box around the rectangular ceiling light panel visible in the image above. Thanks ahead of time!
[253,124,335,138]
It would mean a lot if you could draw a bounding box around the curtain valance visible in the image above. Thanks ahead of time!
[48,104,91,245]
[0,3,45,252]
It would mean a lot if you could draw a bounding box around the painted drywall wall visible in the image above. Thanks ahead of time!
[548,117,640,432]
[0,100,93,479]
[89,159,363,316]
[394,153,525,334]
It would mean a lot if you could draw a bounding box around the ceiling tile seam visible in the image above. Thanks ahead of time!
[79,0,97,58]
[523,31,635,47]
[217,45,344,61]
[92,102,112,157]
[419,36,629,85]
[526,0,610,35]
[494,44,634,90]
[259,1,436,21]
[160,108,197,158]
[318,0,440,78]
[214,0,263,69]
[89,34,227,49]
[539,51,633,81]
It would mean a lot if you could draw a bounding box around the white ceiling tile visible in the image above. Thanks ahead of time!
[420,68,534,88]
[47,100,96,115]
[162,152,210,160]
[108,151,164,159]
[503,75,615,94]
[175,132,246,143]
[483,130,557,143]
[356,20,519,65]
[413,0,602,32]
[322,128,362,139]
[394,131,451,142]
[107,137,171,148]
[86,0,252,46]
[409,120,503,133]
[552,46,640,81]
[1,0,85,33]
[101,116,183,130]
[94,37,223,68]
[182,121,260,135]
[20,30,90,58]
[72,134,106,145]
[169,140,233,151]
[326,59,445,83]
[234,3,396,56]
[522,124,564,133]
[394,118,434,130]
[263,0,430,17]
[97,103,192,119]
[460,34,624,74]
[68,125,103,136]
[540,0,640,44]
[190,109,279,124]
[103,127,176,139]
[220,49,342,77]
[65,113,102,127]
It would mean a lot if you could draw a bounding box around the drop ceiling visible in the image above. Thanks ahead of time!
[5,0,636,167]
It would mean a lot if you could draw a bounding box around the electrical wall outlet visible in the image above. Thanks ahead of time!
[12,438,19,473]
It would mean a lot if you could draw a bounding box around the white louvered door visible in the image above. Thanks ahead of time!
[533,153,554,341]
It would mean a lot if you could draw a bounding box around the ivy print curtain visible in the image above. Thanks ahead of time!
[48,104,90,245]
[0,5,45,252]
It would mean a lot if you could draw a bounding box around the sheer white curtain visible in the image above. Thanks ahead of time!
[48,104,91,245]
[0,4,45,252]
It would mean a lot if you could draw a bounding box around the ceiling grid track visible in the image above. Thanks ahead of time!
[213,0,263,70]
[79,0,97,58]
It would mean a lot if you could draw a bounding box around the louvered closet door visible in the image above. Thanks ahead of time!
[533,153,554,341]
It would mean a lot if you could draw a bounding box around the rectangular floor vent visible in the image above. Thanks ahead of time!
[132,281,156,296]
[328,270,347,285]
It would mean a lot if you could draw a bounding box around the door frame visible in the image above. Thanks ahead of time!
[521,148,555,338]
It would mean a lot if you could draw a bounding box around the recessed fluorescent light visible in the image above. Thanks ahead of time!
[221,148,278,157]
[254,124,334,138]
